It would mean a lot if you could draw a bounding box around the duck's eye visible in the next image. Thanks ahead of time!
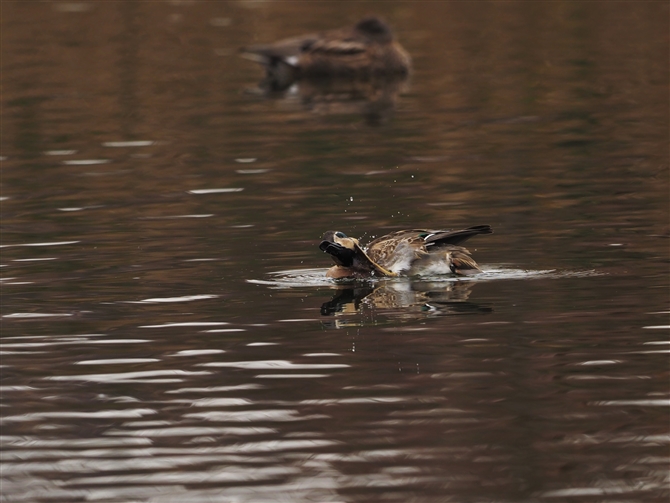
[335,232,347,239]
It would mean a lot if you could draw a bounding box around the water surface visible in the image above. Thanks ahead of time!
[2,2,668,502]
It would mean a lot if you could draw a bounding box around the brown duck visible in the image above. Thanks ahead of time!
[319,225,492,279]
[241,16,411,89]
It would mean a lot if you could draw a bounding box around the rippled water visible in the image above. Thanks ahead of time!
[2,2,668,502]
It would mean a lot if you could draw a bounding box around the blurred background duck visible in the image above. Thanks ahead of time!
[319,226,492,279]
[241,16,411,91]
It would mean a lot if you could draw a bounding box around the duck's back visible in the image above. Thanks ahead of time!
[242,17,411,80]
[365,230,433,271]
[366,226,492,273]
[300,30,410,77]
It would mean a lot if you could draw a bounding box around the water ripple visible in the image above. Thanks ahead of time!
[199,360,350,370]
[45,370,211,383]
[166,384,262,394]
[0,436,152,448]
[169,349,226,357]
[75,358,160,365]
[592,399,670,407]
[248,266,602,289]
[107,426,276,437]
[0,240,80,249]
[184,409,324,422]
[102,140,154,147]
[63,465,301,485]
[188,188,244,194]
[2,409,156,423]
[139,322,229,328]
[2,339,149,348]
[127,294,218,304]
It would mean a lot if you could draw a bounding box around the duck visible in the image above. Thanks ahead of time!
[241,16,411,90]
[319,225,492,279]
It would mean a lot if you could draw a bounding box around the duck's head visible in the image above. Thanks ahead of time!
[353,17,394,43]
[319,231,397,278]
[319,231,360,267]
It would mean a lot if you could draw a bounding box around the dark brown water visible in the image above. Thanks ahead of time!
[2,2,668,502]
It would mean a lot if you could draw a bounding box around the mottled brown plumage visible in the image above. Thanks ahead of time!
[241,17,411,90]
[319,226,492,279]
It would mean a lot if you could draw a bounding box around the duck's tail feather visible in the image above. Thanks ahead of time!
[448,249,482,275]
[240,44,302,91]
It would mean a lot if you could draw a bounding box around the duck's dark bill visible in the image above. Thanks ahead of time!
[319,240,356,267]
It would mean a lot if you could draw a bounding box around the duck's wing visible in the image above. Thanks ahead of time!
[305,33,368,56]
[367,226,492,252]
[241,31,370,84]
[366,230,440,252]
[294,30,375,76]
[241,34,319,67]
[365,231,430,270]
[366,230,423,248]
[352,241,398,277]
[423,225,492,247]
[241,24,368,65]
[365,226,491,270]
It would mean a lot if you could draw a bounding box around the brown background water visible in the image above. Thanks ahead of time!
[1,2,668,502]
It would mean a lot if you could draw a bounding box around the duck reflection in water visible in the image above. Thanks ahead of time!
[320,281,492,328]
[241,16,411,124]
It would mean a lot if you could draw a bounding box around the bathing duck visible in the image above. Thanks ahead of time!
[319,225,492,279]
[241,16,411,89]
